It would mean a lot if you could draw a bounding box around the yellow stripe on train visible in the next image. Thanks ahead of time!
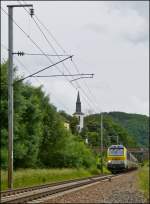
[107,156,126,160]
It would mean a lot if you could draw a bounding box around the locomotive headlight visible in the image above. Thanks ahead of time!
[108,160,111,163]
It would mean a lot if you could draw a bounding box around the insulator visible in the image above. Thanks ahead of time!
[30,8,34,18]
[17,51,24,56]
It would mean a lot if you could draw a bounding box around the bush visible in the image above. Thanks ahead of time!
[63,136,97,168]
[1,148,8,169]
[138,162,149,200]
[45,135,97,169]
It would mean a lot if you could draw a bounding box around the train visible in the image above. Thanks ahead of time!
[107,144,138,173]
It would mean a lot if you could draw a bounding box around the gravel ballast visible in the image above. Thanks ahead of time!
[45,171,147,203]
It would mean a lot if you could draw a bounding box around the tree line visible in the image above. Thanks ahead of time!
[2,61,148,170]
[1,61,97,169]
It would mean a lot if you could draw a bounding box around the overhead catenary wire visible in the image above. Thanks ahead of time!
[70,57,100,111]
[71,60,100,111]
[1,7,52,61]
[17,2,74,77]
[1,6,96,113]
[20,0,100,112]
[22,0,67,54]
[11,2,97,113]
[1,6,73,81]
[1,44,71,112]
[20,1,99,113]
[29,0,99,112]
[1,5,97,113]
[16,2,98,112]
[1,7,76,87]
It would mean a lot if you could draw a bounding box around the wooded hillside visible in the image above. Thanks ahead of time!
[81,114,138,148]
[106,112,149,147]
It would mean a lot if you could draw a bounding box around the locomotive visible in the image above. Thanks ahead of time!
[107,144,138,173]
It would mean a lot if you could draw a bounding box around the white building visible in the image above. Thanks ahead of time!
[73,91,84,132]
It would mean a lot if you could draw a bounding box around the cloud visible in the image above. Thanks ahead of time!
[123,31,148,44]
[130,96,149,116]
[83,24,108,34]
[116,10,149,44]
[109,1,149,18]
[108,2,149,44]
[82,3,149,45]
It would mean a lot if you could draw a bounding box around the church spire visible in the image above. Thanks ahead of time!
[76,91,81,113]
[73,91,84,133]
[77,91,81,103]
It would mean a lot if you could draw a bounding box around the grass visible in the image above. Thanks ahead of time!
[1,167,105,191]
[137,161,149,200]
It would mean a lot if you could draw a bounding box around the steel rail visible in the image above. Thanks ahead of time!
[1,174,114,203]
[1,174,107,197]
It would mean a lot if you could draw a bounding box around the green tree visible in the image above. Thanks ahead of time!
[70,116,79,135]
[1,61,9,168]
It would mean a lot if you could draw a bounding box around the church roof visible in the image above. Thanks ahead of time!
[77,91,81,103]
[73,91,84,115]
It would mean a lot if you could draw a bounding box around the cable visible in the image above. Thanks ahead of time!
[20,1,99,110]
[17,2,97,112]
[23,0,67,54]
[26,6,77,82]
[1,7,70,77]
[1,5,97,113]
[1,44,71,112]
[18,0,101,113]
[71,60,101,112]
[1,7,77,87]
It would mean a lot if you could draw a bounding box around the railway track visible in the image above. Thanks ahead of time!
[1,175,100,197]
[1,174,115,203]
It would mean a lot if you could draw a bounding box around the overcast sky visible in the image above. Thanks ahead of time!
[1,1,149,116]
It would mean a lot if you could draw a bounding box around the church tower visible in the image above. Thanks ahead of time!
[73,91,84,132]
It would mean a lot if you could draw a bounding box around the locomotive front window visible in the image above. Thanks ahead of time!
[109,148,124,156]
